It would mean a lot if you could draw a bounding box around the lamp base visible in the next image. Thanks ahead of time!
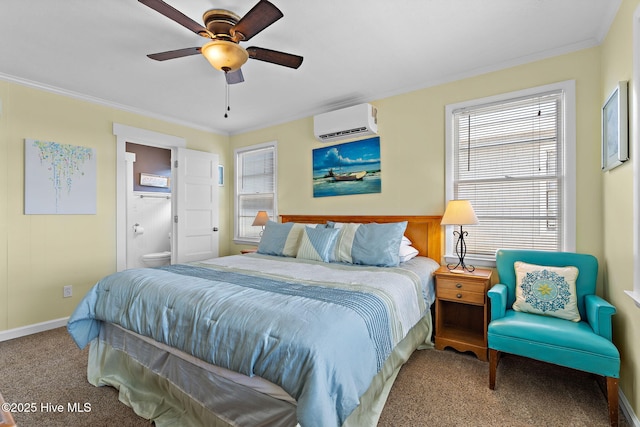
[447,261,475,273]
[447,226,475,273]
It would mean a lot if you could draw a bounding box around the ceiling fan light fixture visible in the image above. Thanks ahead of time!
[201,40,248,72]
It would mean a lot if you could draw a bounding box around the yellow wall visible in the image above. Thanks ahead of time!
[0,81,229,331]
[230,12,640,418]
[230,48,604,262]
[2,2,639,419]
[601,0,640,419]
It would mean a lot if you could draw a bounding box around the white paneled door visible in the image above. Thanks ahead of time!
[174,148,219,263]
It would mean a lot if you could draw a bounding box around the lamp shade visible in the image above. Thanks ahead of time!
[441,200,479,225]
[201,40,249,71]
[252,211,270,227]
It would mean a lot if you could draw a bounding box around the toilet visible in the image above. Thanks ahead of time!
[142,251,171,267]
[140,232,172,267]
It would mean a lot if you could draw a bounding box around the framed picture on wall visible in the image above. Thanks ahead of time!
[312,136,381,198]
[140,173,170,188]
[601,80,629,171]
[24,139,97,214]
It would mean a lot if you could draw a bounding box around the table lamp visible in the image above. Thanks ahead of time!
[441,200,479,272]
[252,211,270,236]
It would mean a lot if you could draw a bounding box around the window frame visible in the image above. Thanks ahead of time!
[444,80,576,267]
[233,141,278,245]
[629,5,640,307]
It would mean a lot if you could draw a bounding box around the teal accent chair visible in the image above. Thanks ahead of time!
[488,249,620,426]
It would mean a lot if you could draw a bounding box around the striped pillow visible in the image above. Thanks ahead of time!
[296,227,340,262]
[258,221,307,257]
[329,221,408,267]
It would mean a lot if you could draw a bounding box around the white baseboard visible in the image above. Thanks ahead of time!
[621,388,640,427]
[0,317,69,342]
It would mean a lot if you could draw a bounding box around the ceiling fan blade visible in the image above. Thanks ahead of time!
[225,69,245,85]
[247,47,303,69]
[147,47,202,61]
[232,0,283,41]
[139,0,211,37]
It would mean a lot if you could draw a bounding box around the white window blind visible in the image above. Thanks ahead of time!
[450,90,567,261]
[235,142,276,243]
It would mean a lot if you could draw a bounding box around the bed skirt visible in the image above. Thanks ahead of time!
[87,315,433,427]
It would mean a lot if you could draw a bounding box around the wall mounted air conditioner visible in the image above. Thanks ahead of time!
[313,103,378,143]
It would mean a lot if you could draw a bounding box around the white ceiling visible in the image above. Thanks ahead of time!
[0,0,621,135]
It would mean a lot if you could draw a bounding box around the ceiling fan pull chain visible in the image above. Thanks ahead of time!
[224,82,230,118]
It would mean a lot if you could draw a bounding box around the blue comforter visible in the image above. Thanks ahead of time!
[68,255,433,427]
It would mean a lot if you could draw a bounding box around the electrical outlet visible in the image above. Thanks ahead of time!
[63,285,72,298]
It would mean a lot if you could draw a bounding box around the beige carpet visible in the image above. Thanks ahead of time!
[379,347,626,427]
[0,327,627,426]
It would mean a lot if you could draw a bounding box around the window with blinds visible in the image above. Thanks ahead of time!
[234,142,277,243]
[446,83,575,263]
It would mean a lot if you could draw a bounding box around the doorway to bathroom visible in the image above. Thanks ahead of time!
[126,143,172,269]
[113,123,220,271]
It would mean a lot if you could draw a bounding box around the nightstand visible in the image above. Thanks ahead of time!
[241,248,257,254]
[434,266,493,361]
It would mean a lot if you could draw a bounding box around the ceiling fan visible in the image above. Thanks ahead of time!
[139,0,304,85]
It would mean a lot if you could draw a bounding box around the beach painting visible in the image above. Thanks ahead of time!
[312,136,381,198]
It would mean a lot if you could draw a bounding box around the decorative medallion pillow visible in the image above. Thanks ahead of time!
[512,261,581,322]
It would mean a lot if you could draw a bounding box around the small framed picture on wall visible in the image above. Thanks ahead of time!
[601,81,629,171]
[140,173,170,188]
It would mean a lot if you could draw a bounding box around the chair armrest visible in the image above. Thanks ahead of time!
[585,294,616,341]
[488,283,508,321]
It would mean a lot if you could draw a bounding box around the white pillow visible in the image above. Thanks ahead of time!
[399,245,419,263]
[512,261,581,322]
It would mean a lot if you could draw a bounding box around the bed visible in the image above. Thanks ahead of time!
[67,214,442,427]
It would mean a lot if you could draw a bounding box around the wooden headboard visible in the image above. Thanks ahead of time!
[280,215,443,261]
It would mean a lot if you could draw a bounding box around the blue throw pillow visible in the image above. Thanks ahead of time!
[257,221,306,257]
[332,221,408,267]
[297,227,340,262]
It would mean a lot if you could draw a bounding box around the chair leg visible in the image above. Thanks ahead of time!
[489,349,500,390]
[606,376,619,426]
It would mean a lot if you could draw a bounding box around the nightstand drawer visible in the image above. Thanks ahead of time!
[438,288,485,304]
[436,277,486,294]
